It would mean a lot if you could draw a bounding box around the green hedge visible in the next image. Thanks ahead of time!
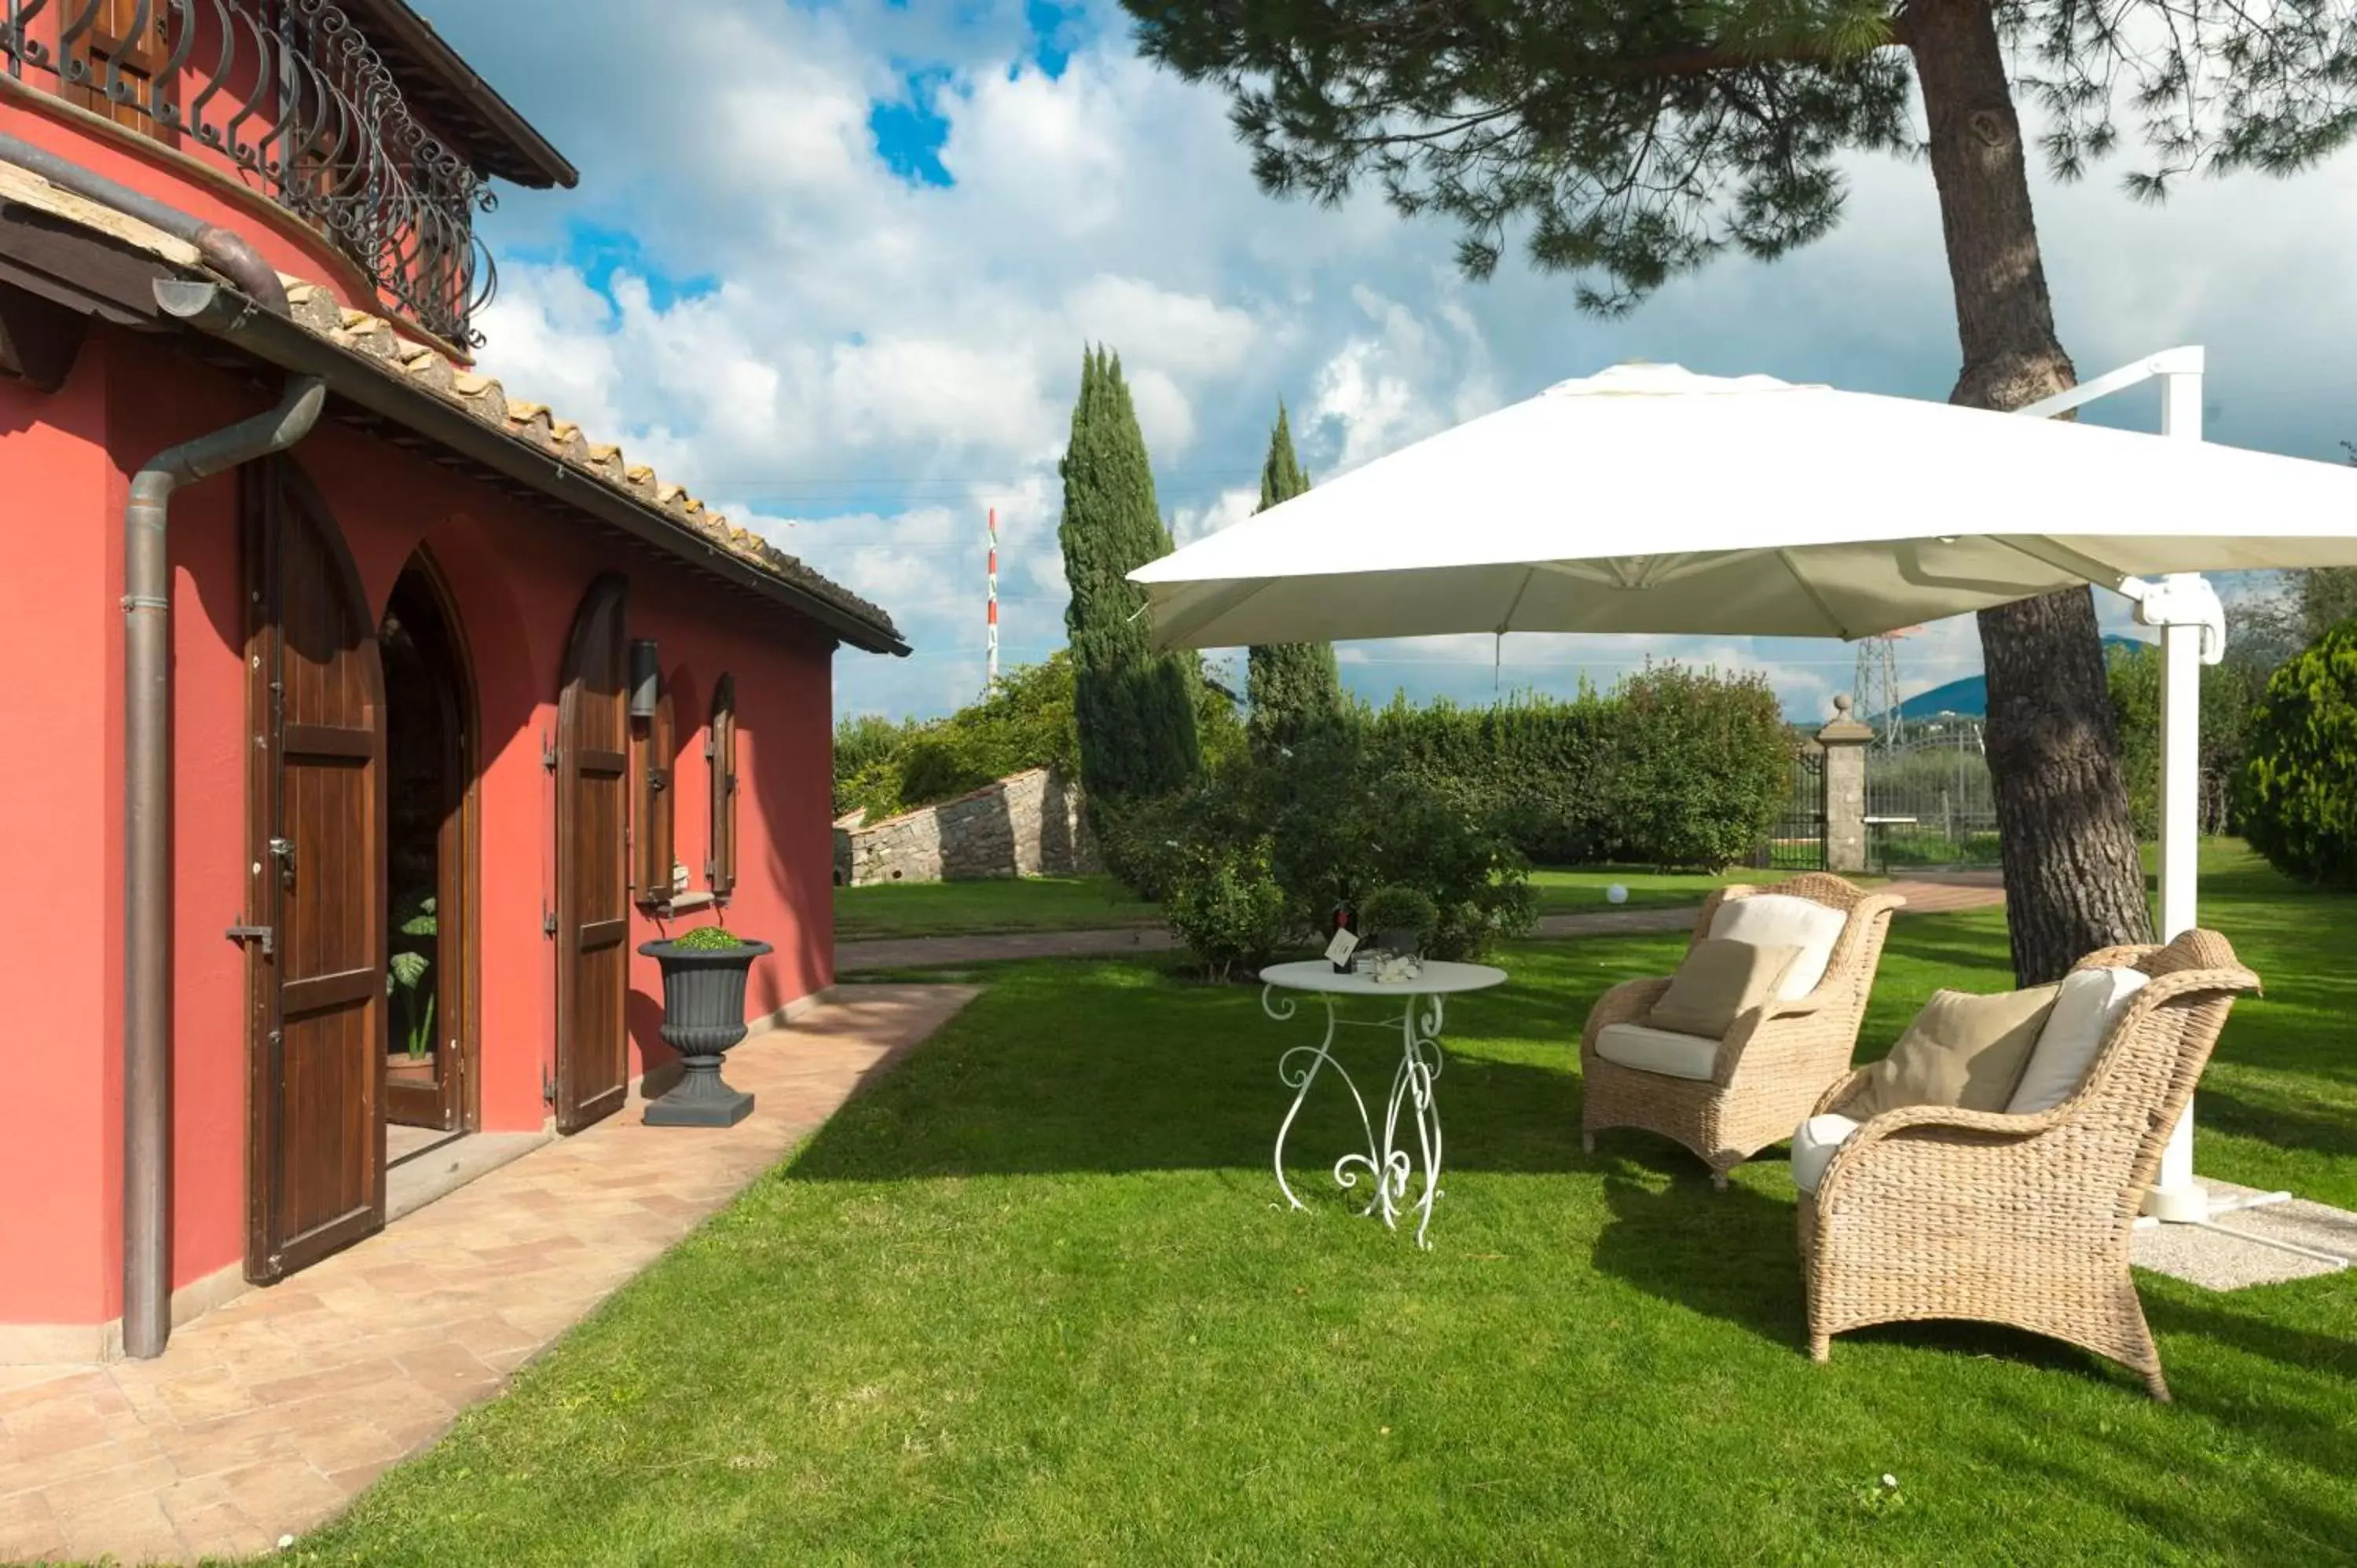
[1355,665,1791,869]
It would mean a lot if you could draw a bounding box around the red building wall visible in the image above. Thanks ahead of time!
[0,338,123,1328]
[0,324,844,1332]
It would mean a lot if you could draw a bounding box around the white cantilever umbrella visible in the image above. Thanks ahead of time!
[1132,361,2357,650]
[1130,354,2357,1246]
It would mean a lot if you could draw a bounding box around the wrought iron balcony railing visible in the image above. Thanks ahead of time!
[2,0,493,345]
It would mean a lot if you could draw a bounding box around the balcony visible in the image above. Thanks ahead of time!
[2,0,497,346]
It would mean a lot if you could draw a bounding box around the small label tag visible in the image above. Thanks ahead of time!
[1324,927,1360,965]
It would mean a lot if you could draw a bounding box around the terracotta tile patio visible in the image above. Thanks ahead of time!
[0,983,976,1567]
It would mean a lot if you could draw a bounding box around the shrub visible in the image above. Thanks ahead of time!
[2107,633,2281,840]
[1095,783,1214,903]
[895,735,991,809]
[1164,837,1289,980]
[1141,727,1535,967]
[1600,665,1791,868]
[673,925,746,951]
[2238,620,2357,888]
[1358,885,1439,948]
[834,754,907,824]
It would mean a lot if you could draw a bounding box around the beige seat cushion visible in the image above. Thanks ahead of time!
[1594,1023,1723,1083]
[1791,1112,1861,1195]
[1846,984,2062,1120]
[1644,937,1803,1038]
[1708,893,1850,999]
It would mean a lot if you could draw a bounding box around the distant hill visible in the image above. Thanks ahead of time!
[1889,634,2150,721]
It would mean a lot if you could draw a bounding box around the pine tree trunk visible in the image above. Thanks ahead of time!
[1909,0,2153,983]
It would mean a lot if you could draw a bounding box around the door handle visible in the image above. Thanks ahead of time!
[267,837,295,886]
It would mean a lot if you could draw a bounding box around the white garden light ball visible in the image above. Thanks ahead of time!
[1606,884,1629,905]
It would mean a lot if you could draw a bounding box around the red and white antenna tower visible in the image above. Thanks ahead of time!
[985,507,1000,695]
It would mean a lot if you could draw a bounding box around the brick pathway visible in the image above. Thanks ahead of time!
[835,877,2007,971]
[0,984,976,1567]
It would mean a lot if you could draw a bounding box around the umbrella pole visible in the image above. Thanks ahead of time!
[2143,368,2209,1223]
[2138,370,2313,1245]
[2143,581,2209,1222]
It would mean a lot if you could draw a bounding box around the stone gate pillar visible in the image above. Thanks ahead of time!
[1817,694,1874,874]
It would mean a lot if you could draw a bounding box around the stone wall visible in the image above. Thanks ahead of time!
[834,768,1097,885]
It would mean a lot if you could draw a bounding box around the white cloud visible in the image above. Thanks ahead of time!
[1172,486,1258,546]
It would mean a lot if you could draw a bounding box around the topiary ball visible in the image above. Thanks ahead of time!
[673,925,748,951]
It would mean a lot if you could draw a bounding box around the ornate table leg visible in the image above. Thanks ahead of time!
[1266,987,1380,1212]
[1375,995,1448,1247]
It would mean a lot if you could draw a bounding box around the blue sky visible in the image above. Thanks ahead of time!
[426,0,2357,724]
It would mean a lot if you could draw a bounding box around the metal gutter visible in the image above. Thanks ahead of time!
[152,279,913,658]
[0,133,287,310]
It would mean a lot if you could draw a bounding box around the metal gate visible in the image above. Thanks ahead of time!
[1751,747,1825,872]
[1864,720,2001,870]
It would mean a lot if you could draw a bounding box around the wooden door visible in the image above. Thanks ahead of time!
[555,575,631,1132]
[243,460,387,1284]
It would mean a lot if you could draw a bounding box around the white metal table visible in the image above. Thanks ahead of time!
[1258,958,1508,1248]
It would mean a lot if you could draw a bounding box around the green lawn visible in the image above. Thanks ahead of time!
[293,848,2356,1566]
[833,874,1160,940]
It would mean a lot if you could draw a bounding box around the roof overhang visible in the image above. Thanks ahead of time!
[343,0,579,190]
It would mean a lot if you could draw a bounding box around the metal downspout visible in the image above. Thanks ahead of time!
[0,131,325,1359]
[121,379,324,1359]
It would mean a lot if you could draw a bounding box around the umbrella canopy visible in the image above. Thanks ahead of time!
[1131,362,2357,651]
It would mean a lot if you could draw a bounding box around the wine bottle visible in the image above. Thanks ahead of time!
[1329,901,1358,973]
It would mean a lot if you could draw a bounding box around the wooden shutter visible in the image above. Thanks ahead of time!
[554,575,630,1133]
[242,459,386,1283]
[707,675,738,898]
[64,0,178,144]
[635,683,676,903]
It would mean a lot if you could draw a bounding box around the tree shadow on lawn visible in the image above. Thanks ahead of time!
[791,960,1597,1183]
[2194,1085,2357,1163]
[1584,1165,2229,1399]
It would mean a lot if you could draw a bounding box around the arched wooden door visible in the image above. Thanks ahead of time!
[241,459,387,1284]
[555,574,631,1132]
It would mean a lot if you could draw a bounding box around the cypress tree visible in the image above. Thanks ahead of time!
[1245,403,1348,758]
[1057,345,1201,803]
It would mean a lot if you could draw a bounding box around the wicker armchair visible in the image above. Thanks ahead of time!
[1797,929,2261,1400]
[1578,874,1905,1188]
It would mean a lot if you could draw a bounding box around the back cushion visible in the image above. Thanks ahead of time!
[1708,893,1849,1000]
[2005,965,2153,1114]
[1846,984,2061,1119]
[1644,937,1804,1039]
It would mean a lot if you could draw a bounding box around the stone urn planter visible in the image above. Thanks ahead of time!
[637,931,773,1127]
